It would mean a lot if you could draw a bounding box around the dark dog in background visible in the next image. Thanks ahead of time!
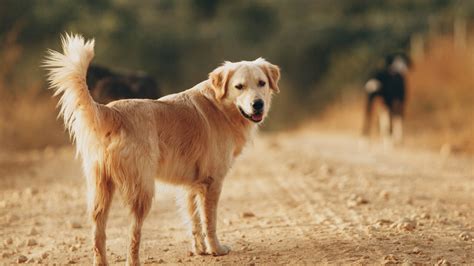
[362,53,411,145]
[86,65,160,104]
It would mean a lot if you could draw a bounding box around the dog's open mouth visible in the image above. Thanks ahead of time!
[238,107,263,123]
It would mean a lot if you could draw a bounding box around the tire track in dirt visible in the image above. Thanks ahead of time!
[255,180,305,236]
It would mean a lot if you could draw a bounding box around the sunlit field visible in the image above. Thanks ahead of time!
[1,1,473,264]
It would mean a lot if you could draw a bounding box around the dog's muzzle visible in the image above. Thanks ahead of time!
[238,106,264,123]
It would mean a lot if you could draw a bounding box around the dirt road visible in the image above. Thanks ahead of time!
[1,131,473,264]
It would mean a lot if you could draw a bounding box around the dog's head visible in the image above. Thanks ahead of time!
[209,58,280,123]
[385,52,411,75]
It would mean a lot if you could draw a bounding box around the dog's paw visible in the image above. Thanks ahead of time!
[210,244,231,256]
[188,248,207,256]
[188,237,207,256]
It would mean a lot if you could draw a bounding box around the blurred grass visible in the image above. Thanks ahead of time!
[0,86,67,151]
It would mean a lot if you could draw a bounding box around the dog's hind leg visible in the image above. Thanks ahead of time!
[197,177,230,256]
[391,100,404,145]
[86,166,115,266]
[124,182,154,266]
[391,114,403,145]
[363,93,376,136]
[378,107,392,149]
[177,189,206,255]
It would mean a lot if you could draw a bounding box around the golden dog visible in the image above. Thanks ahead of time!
[44,34,280,265]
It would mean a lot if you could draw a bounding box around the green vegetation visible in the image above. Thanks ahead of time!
[1,0,473,130]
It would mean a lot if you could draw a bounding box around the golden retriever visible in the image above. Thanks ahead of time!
[44,34,280,265]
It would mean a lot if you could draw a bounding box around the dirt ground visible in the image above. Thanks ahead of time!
[0,131,473,264]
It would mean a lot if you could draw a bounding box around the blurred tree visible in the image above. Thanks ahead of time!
[0,0,472,128]
[191,0,220,18]
[231,2,278,43]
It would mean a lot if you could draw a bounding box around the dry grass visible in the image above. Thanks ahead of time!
[0,86,67,151]
[308,35,474,154]
[405,36,474,153]
[0,23,68,152]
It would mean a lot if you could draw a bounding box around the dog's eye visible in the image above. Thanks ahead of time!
[235,84,243,90]
[258,80,266,87]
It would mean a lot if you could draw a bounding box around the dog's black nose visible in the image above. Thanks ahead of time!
[252,99,264,112]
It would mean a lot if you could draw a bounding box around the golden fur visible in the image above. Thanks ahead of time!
[44,34,280,265]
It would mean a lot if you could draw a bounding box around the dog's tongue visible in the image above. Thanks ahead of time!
[251,113,263,122]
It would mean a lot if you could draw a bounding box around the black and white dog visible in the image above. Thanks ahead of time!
[86,65,161,104]
[362,53,411,144]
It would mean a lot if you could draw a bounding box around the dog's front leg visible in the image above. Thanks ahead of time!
[198,177,230,256]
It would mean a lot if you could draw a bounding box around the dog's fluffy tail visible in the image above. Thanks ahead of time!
[44,33,105,156]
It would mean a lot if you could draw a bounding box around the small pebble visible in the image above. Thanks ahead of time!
[375,219,393,227]
[17,255,28,263]
[436,259,450,265]
[382,254,398,264]
[4,237,13,245]
[420,213,430,219]
[24,187,39,197]
[459,232,471,241]
[394,218,416,231]
[68,221,82,229]
[347,194,369,207]
[26,239,37,246]
[379,190,390,200]
[412,247,421,254]
[241,212,255,218]
[28,227,39,236]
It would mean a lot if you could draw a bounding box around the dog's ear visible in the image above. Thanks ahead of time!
[209,64,232,101]
[256,58,280,93]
